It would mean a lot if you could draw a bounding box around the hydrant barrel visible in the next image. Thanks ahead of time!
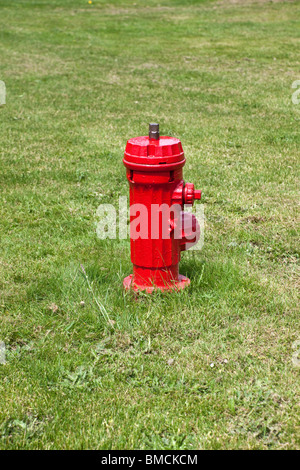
[123,124,201,293]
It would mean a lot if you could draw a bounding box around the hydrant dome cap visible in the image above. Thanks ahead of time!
[124,135,185,169]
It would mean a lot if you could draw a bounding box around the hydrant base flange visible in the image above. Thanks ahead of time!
[123,274,190,294]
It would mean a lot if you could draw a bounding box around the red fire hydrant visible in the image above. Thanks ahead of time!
[123,123,202,293]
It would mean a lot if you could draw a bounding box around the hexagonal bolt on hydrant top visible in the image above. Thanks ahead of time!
[123,123,202,293]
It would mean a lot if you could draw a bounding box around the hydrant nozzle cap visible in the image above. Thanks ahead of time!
[149,123,159,140]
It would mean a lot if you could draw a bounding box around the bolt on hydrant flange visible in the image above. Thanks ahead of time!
[123,123,202,293]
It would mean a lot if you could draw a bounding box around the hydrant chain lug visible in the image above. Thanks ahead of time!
[123,123,202,293]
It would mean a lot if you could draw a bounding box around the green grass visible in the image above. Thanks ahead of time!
[0,0,299,450]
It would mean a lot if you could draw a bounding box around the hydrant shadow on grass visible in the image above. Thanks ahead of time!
[179,256,206,289]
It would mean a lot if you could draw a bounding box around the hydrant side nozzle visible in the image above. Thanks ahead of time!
[183,183,202,205]
[149,122,160,140]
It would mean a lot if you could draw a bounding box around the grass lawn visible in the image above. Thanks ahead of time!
[0,0,299,450]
